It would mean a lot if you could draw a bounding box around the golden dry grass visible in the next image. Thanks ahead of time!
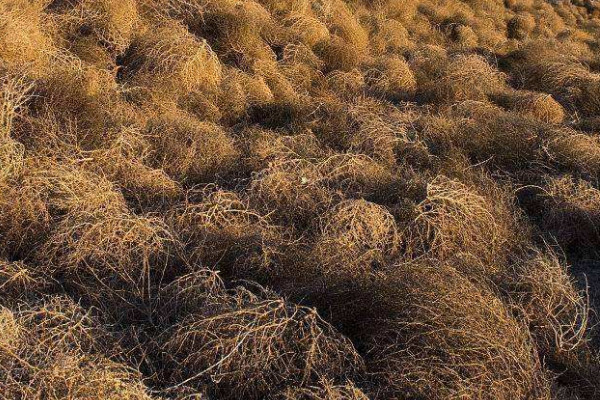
[2,0,600,398]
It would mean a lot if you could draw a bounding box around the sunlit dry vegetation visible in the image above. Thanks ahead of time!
[1,0,600,398]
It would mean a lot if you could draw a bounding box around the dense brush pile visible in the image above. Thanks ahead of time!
[2,0,600,398]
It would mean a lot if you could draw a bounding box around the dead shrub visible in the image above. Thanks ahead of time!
[491,89,565,124]
[30,61,123,135]
[312,199,399,279]
[254,59,307,105]
[246,63,312,129]
[23,157,128,217]
[1,157,127,258]
[280,43,326,92]
[138,0,203,24]
[547,129,600,177]
[449,99,504,120]
[284,13,330,48]
[323,70,364,101]
[416,113,464,157]
[507,12,536,39]
[3,0,600,397]
[0,135,24,183]
[364,55,416,101]
[0,296,155,399]
[279,378,369,400]
[37,211,178,318]
[532,176,600,256]
[310,94,361,150]
[68,35,115,69]
[405,176,518,270]
[505,0,535,11]
[157,268,223,322]
[0,179,50,260]
[215,68,247,122]
[421,0,476,27]
[250,159,335,227]
[575,116,600,134]
[384,0,419,22]
[0,1,55,76]
[503,251,590,361]
[345,100,421,166]
[458,111,549,169]
[173,0,278,71]
[145,113,239,184]
[168,187,290,278]
[53,0,139,54]
[320,0,368,52]
[122,20,222,98]
[407,44,449,84]
[369,17,413,55]
[0,260,51,302]
[238,71,274,105]
[161,273,364,399]
[502,250,600,397]
[83,127,183,206]
[448,24,478,48]
[421,54,507,103]
[316,35,365,72]
[216,67,274,123]
[77,0,139,52]
[0,74,31,183]
[244,128,327,170]
[514,59,600,117]
[347,125,400,167]
[362,261,551,400]
[319,153,405,202]
[0,74,31,141]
